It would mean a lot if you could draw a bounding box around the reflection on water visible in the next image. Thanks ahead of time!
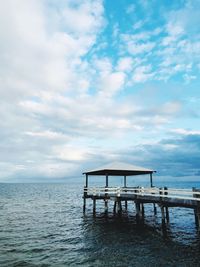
[0,183,200,267]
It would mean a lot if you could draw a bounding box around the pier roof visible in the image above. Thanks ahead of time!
[83,162,155,176]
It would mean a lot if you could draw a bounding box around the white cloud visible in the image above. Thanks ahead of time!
[61,1,104,35]
[162,102,181,114]
[122,32,150,43]
[162,144,178,151]
[53,145,90,161]
[183,73,196,83]
[99,72,126,97]
[132,20,145,30]
[25,130,69,140]
[94,57,113,74]
[132,65,153,82]
[116,57,133,72]
[171,129,200,136]
[128,42,155,55]
[166,23,184,37]
[0,0,105,104]
[120,33,155,56]
[0,0,107,180]
[119,2,200,83]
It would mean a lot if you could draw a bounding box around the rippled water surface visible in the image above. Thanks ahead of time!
[1,182,200,267]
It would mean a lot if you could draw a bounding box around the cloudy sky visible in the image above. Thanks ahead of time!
[1,0,200,182]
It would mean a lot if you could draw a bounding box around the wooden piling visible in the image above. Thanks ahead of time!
[83,197,86,213]
[165,207,169,223]
[141,203,145,218]
[161,205,166,228]
[83,185,87,213]
[104,199,108,214]
[135,202,140,223]
[194,208,199,228]
[159,187,166,230]
[113,200,117,213]
[197,206,200,230]
[140,203,145,223]
[164,187,169,223]
[153,204,157,215]
[125,200,128,210]
[93,198,96,215]
[193,187,200,229]
[124,175,128,210]
[104,176,108,214]
[117,199,122,214]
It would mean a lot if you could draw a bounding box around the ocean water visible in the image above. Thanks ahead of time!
[1,181,200,267]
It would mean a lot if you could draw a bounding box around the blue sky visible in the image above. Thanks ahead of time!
[1,0,200,182]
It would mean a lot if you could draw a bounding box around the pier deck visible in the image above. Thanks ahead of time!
[82,162,200,231]
[84,186,200,209]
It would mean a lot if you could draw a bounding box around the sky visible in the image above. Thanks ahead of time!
[1,0,200,182]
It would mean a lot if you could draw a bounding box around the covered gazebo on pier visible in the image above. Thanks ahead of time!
[83,162,156,188]
[83,162,156,214]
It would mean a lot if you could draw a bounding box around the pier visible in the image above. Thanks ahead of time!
[83,162,200,231]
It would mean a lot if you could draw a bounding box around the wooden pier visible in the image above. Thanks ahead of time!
[82,162,200,231]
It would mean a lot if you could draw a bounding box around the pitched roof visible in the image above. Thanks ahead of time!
[83,162,155,176]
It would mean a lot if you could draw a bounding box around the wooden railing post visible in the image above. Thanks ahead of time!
[159,187,163,201]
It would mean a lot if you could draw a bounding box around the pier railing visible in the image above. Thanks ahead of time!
[84,186,200,202]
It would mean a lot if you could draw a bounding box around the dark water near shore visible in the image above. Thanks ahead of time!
[1,181,200,267]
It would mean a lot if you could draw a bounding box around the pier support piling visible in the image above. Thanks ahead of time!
[93,198,96,215]
[165,207,169,223]
[153,204,157,215]
[104,199,108,214]
[83,197,86,213]
[135,202,140,223]
[141,203,145,218]
[117,199,122,214]
[194,205,200,230]
[164,187,169,223]
[113,199,122,215]
[193,187,200,230]
[197,207,200,230]
[113,201,117,213]
[159,187,167,231]
[125,200,128,210]
[160,205,166,229]
[194,208,199,228]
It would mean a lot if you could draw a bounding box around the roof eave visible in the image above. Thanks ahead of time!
[83,169,156,176]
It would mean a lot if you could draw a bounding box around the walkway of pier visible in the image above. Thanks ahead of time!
[82,162,200,231]
[84,186,200,228]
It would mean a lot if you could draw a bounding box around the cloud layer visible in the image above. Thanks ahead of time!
[0,0,200,181]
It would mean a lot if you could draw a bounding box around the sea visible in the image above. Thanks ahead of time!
[1,179,200,267]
